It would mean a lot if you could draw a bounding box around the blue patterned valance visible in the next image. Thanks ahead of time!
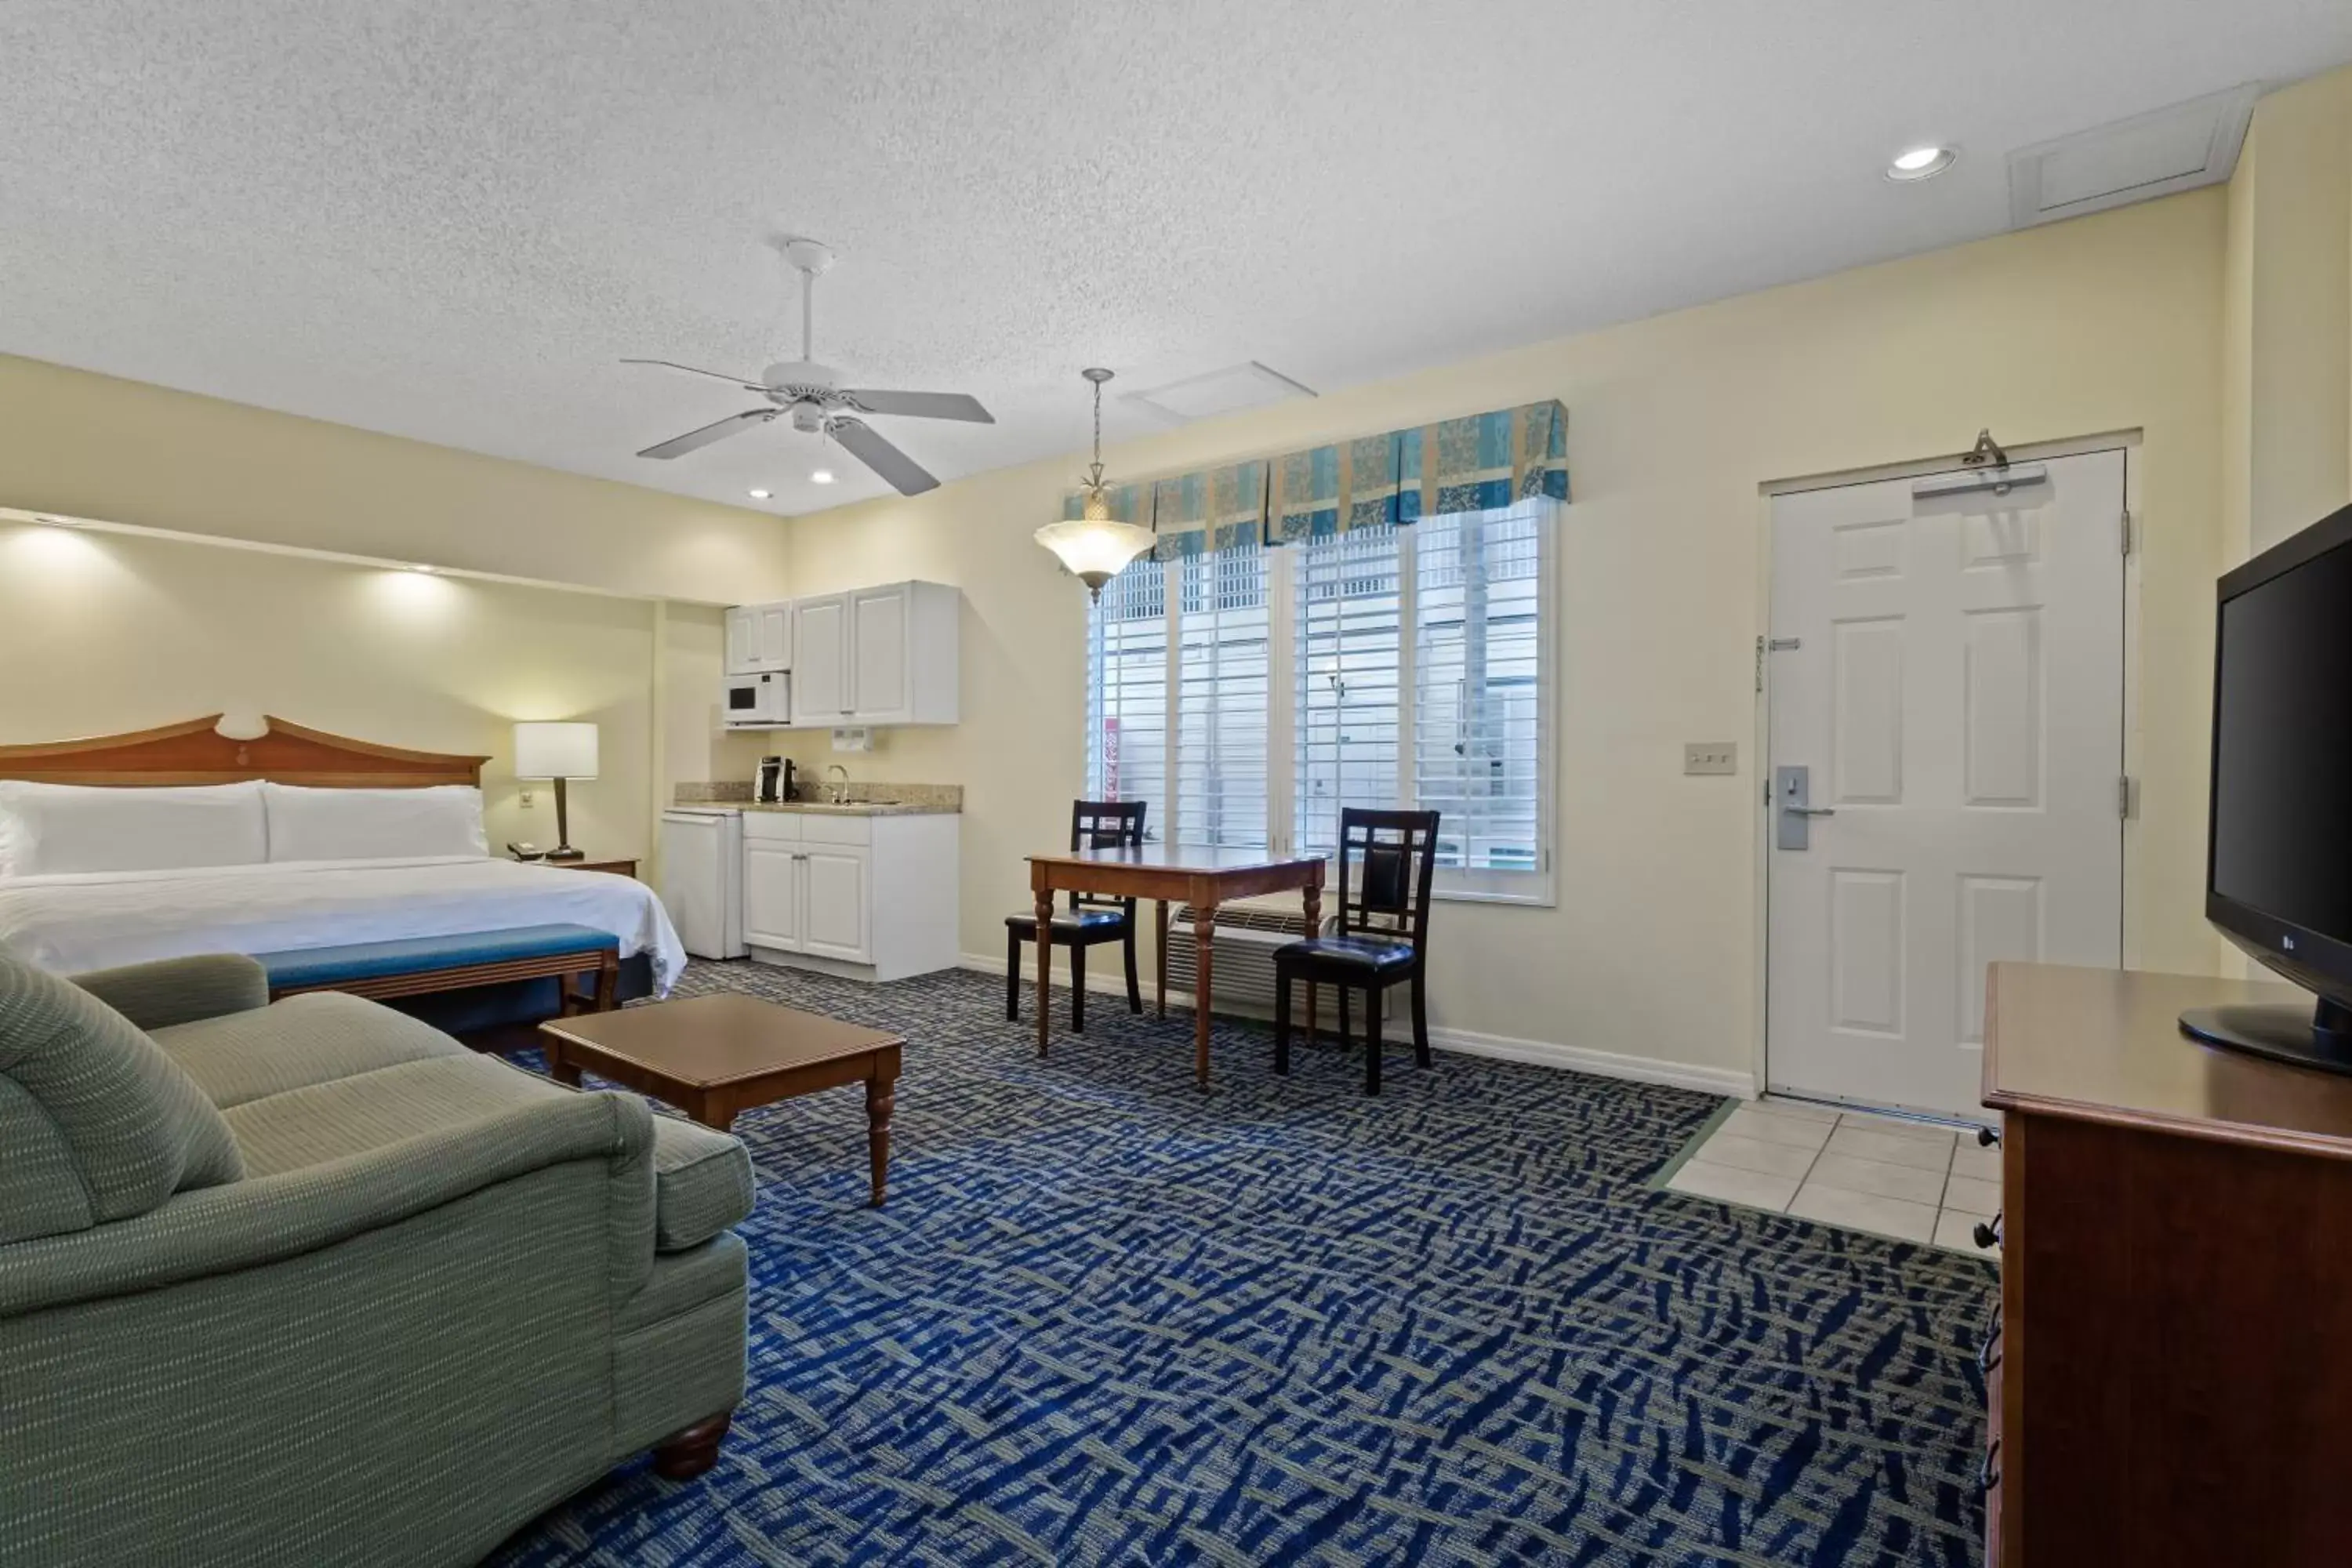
[1269,434,1405,543]
[1148,460,1269,559]
[1059,399,1566,552]
[1397,401,1570,522]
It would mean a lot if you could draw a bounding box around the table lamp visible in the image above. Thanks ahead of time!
[514,721,598,862]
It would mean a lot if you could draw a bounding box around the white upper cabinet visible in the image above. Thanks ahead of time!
[723,603,792,676]
[791,593,851,720]
[789,579,959,726]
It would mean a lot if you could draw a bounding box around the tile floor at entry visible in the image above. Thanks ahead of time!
[1665,1098,2002,1254]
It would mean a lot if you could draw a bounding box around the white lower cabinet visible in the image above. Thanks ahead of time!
[739,811,958,982]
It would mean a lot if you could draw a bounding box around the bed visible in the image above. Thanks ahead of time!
[0,715,684,1029]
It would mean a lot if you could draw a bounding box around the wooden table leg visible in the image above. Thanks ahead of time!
[1155,899,1170,1018]
[866,1072,894,1207]
[546,1035,581,1087]
[1192,896,1217,1092]
[1033,867,1055,1057]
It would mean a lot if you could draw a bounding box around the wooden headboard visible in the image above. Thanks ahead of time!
[0,716,489,788]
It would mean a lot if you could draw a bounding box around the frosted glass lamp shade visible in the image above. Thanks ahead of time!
[513,721,599,780]
[1034,517,1158,598]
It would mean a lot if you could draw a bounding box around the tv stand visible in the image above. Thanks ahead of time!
[1984,963,2352,1565]
[2180,993,2352,1074]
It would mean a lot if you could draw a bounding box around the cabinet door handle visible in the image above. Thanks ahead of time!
[1978,1438,2001,1493]
[1973,1215,2002,1250]
[1977,1328,2002,1376]
[1976,1125,2001,1149]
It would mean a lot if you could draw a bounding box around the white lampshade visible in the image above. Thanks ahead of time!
[1034,516,1158,598]
[513,721,599,781]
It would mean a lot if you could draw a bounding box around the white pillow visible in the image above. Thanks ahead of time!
[261,783,488,862]
[0,780,270,877]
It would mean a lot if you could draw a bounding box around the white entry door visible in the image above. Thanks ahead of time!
[1766,448,2126,1116]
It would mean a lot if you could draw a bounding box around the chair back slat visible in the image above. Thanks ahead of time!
[1070,800,1147,913]
[1336,808,1440,948]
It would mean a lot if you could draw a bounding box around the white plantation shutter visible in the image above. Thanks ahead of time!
[1294,526,1403,857]
[1413,503,1546,874]
[1080,499,1552,901]
[1174,542,1272,848]
[1085,557,1169,837]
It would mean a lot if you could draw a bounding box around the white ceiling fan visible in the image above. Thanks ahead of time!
[624,238,992,495]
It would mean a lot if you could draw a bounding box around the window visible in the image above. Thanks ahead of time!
[1174,541,1271,848]
[1083,500,1555,903]
[1413,506,1544,881]
[1294,525,1402,858]
[1084,557,1167,838]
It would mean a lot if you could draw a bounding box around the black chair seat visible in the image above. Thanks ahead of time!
[1006,907,1131,934]
[1274,934,1417,974]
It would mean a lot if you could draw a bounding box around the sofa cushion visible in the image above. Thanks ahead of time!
[649,1117,755,1252]
[223,1052,752,1250]
[151,993,470,1110]
[223,1054,562,1177]
[0,952,245,1243]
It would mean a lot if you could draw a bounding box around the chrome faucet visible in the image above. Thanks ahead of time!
[825,764,850,805]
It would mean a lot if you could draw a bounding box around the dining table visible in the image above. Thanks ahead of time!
[1025,843,1327,1091]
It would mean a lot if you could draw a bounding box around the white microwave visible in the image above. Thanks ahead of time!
[722,671,790,728]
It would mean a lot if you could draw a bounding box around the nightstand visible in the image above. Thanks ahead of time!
[541,857,639,880]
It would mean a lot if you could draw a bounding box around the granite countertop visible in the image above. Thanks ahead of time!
[733,800,960,817]
[674,780,961,816]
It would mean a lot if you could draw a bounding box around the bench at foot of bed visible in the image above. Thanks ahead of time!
[255,924,622,1014]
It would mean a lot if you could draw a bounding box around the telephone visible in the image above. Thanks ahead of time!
[507,842,546,862]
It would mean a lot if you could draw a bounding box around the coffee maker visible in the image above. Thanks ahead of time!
[754,756,795,804]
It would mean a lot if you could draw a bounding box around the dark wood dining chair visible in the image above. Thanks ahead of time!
[1272,808,1440,1094]
[1006,800,1147,1032]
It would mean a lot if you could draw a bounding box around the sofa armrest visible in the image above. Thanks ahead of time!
[0,1087,656,1319]
[69,953,271,1032]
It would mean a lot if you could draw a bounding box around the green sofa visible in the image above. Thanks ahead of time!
[0,950,754,1567]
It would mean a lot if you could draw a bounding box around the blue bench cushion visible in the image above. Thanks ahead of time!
[256,924,620,989]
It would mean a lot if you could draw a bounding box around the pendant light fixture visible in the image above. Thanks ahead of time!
[1033,368,1157,599]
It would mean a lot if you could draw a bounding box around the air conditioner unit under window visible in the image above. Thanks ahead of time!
[1163,898,1323,1017]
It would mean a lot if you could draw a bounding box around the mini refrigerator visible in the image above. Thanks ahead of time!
[658,808,747,960]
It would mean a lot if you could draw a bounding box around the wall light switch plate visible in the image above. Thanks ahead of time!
[1684,742,1738,776]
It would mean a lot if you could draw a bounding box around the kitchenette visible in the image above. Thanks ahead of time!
[666,576,964,984]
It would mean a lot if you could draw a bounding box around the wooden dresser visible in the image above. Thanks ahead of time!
[1981,962,2352,1566]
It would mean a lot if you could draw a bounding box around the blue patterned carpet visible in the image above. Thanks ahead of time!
[490,961,1994,1566]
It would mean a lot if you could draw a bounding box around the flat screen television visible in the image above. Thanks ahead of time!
[2187,499,2352,1070]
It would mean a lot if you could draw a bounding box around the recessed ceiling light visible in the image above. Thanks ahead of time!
[1886,145,1957,182]
[810,470,835,485]
[747,488,772,499]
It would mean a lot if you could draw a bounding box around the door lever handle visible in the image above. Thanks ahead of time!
[1788,806,1836,818]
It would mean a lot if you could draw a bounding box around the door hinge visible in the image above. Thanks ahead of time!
[2118,775,2133,819]
[1754,635,1764,694]
[2119,510,2133,557]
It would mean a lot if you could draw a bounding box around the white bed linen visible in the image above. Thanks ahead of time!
[0,856,685,993]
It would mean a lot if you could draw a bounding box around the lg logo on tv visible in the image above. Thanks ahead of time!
[2285,935,2298,952]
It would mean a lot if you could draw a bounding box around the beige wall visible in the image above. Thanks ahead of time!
[0,354,793,870]
[0,520,678,858]
[0,353,792,604]
[2223,65,2352,557]
[773,189,2230,1088]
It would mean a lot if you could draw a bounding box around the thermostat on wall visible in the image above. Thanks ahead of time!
[830,727,873,753]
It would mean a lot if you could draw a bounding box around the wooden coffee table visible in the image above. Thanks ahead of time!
[539,993,904,1207]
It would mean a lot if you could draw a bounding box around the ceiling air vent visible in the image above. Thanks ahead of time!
[2008,83,2259,229]
[1123,361,1315,424]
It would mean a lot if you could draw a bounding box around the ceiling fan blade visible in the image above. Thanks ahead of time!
[841,390,995,424]
[621,358,768,390]
[637,409,776,459]
[829,417,939,495]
